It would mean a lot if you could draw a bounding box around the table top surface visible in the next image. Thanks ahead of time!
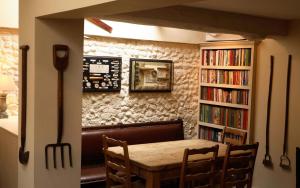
[109,139,229,171]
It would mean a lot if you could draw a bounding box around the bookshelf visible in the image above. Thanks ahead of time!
[198,41,256,143]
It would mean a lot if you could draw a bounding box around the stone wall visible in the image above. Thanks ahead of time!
[0,29,18,116]
[82,36,200,138]
[0,31,201,137]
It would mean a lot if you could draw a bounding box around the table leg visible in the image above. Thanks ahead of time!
[145,171,160,188]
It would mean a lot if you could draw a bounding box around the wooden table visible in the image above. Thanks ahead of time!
[109,139,228,188]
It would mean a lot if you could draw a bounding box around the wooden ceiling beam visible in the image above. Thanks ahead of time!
[86,18,113,33]
[103,6,289,37]
[42,0,201,18]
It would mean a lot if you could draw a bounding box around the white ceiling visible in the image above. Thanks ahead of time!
[185,0,300,19]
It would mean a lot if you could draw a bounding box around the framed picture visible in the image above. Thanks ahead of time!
[82,56,122,92]
[129,58,173,92]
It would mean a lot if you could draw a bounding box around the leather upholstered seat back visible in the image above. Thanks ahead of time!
[81,119,184,166]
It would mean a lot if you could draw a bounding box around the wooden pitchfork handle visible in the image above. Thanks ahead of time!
[19,45,30,165]
[53,45,69,144]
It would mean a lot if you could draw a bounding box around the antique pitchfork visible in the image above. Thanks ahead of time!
[45,44,73,169]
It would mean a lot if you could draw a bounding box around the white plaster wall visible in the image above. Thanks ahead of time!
[85,20,205,44]
[20,1,84,187]
[0,0,18,28]
[0,29,18,116]
[252,20,300,188]
[32,19,83,188]
[0,119,18,188]
[82,36,200,138]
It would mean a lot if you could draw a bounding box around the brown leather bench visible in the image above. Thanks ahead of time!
[81,119,184,187]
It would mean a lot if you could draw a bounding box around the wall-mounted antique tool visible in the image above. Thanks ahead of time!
[19,45,30,165]
[280,55,292,170]
[45,44,72,169]
[263,56,274,168]
[297,147,299,187]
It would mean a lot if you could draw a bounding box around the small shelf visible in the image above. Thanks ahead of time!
[199,100,249,109]
[200,83,250,90]
[199,122,224,130]
[199,121,248,132]
[201,66,251,70]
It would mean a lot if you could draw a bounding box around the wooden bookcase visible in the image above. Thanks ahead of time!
[198,41,256,143]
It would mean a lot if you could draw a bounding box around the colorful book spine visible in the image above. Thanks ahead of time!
[201,70,249,86]
[202,48,251,66]
[199,126,222,142]
[200,104,248,130]
[201,87,249,105]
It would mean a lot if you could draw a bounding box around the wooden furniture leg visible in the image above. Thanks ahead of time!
[145,171,160,188]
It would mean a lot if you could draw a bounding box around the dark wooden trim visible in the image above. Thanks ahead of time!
[86,18,112,33]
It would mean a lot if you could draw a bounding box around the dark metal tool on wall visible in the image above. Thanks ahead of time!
[263,56,274,168]
[280,55,292,170]
[297,147,299,187]
[45,44,72,169]
[19,45,30,165]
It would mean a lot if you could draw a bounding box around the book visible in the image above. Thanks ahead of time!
[200,104,248,130]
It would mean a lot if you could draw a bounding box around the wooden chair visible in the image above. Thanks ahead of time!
[179,145,219,188]
[221,127,247,145]
[103,135,144,188]
[220,143,259,188]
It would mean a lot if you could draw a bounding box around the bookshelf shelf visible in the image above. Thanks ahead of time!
[199,121,248,132]
[201,66,251,70]
[198,41,256,143]
[199,121,224,130]
[199,100,249,109]
[200,83,250,90]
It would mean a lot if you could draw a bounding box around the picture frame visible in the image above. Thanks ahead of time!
[129,58,173,92]
[82,56,122,92]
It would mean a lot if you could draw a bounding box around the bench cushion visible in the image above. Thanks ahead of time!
[81,164,106,184]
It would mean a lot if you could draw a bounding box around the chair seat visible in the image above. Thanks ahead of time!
[81,164,106,184]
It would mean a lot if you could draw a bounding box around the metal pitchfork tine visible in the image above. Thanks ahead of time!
[45,44,73,169]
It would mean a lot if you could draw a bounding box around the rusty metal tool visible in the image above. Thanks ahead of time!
[45,44,72,169]
[297,147,299,187]
[280,55,292,170]
[263,56,274,168]
[19,45,30,165]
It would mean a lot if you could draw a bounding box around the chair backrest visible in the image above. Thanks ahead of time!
[221,143,259,188]
[103,135,132,188]
[179,145,219,188]
[221,127,247,145]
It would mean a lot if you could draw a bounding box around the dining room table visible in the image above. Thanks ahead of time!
[108,139,231,188]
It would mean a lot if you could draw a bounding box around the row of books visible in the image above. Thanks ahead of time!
[199,104,248,130]
[199,126,222,142]
[202,48,251,66]
[201,70,249,86]
[199,125,246,142]
[201,87,249,105]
